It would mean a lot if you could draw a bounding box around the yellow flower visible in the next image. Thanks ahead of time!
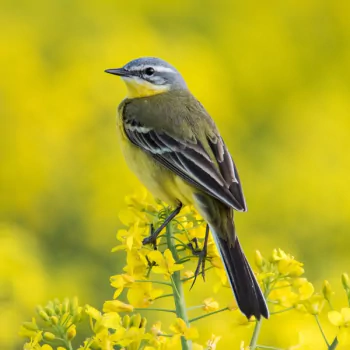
[328,308,350,327]
[169,318,199,340]
[101,313,122,330]
[150,321,163,336]
[227,300,238,311]
[202,298,219,312]
[110,274,135,298]
[270,249,304,277]
[23,331,44,350]
[19,318,39,339]
[299,294,325,315]
[123,249,149,279]
[182,270,194,284]
[125,187,158,214]
[148,321,172,348]
[278,257,304,277]
[297,281,314,301]
[113,221,145,252]
[147,249,184,280]
[85,305,122,334]
[85,304,102,320]
[233,313,255,327]
[127,282,164,308]
[207,334,221,349]
[103,300,134,313]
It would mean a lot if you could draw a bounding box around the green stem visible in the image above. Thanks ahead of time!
[315,315,329,347]
[153,293,174,300]
[134,279,172,287]
[134,307,175,314]
[181,266,214,282]
[256,346,285,350]
[270,307,294,315]
[189,307,229,323]
[329,337,338,350]
[166,222,191,350]
[250,281,271,349]
[187,305,204,311]
[249,318,263,349]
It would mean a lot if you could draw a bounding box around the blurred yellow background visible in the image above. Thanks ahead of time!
[1,0,350,349]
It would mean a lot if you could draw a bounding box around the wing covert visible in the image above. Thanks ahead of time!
[123,117,247,212]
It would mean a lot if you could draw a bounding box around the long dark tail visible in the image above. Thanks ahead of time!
[212,229,269,320]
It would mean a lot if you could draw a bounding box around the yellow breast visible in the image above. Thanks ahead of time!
[116,109,194,206]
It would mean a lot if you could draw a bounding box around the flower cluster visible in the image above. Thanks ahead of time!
[19,298,81,350]
[20,190,350,349]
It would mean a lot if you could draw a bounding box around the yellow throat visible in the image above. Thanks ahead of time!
[123,77,170,98]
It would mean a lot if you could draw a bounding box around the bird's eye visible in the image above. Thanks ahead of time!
[144,67,155,76]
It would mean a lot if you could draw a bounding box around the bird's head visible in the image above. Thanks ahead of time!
[105,57,187,98]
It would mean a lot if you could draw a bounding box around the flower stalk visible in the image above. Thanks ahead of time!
[166,220,191,350]
[19,195,350,350]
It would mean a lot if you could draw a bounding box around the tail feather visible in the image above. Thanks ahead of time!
[212,228,269,320]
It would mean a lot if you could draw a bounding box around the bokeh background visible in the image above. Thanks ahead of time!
[1,0,350,349]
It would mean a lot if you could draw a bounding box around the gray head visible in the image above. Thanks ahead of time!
[105,57,187,97]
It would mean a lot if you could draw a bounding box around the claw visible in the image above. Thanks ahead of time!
[190,247,207,290]
[189,224,210,289]
[142,224,158,249]
[142,203,183,250]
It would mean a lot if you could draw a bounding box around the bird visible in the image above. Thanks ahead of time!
[105,57,269,320]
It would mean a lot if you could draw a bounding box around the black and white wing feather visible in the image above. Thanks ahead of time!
[123,118,247,212]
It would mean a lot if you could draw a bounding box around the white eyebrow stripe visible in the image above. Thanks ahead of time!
[127,65,175,73]
[153,66,176,73]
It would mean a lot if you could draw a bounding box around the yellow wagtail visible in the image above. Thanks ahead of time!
[105,57,269,319]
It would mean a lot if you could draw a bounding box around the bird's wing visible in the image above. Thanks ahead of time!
[123,116,247,212]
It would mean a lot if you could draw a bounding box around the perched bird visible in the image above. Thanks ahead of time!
[105,57,269,319]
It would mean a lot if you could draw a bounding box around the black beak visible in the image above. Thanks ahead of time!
[104,68,130,76]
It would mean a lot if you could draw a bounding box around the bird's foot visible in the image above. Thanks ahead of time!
[188,239,208,289]
[142,224,159,250]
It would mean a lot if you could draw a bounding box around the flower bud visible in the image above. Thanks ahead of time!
[70,297,79,315]
[22,321,38,331]
[50,316,59,325]
[103,300,134,313]
[255,250,264,269]
[67,325,76,340]
[46,301,56,316]
[140,317,147,328]
[43,332,56,341]
[122,315,130,328]
[130,313,141,328]
[342,273,350,290]
[37,309,50,322]
[322,280,333,302]
[71,306,83,323]
[62,298,70,314]
[60,312,70,325]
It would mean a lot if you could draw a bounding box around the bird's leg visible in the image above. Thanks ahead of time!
[190,224,210,289]
[142,202,183,248]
